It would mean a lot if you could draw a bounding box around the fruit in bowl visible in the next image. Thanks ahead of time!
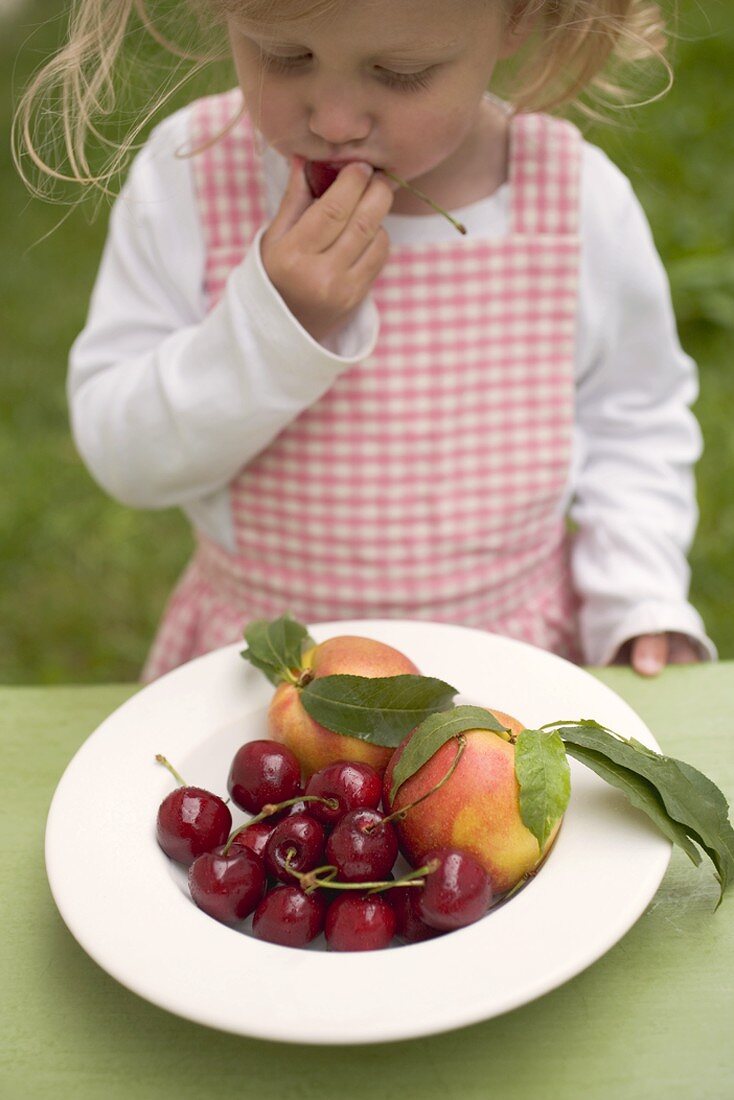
[267,634,420,779]
[383,710,561,895]
[222,614,734,947]
[157,740,496,949]
[155,615,734,952]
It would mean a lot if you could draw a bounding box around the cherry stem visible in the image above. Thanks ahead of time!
[221,794,338,855]
[374,735,468,830]
[285,853,441,894]
[155,754,187,787]
[382,169,467,235]
[365,861,440,895]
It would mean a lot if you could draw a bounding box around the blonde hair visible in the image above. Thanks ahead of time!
[13,0,671,199]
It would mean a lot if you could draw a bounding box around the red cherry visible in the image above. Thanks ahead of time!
[325,808,398,883]
[226,820,275,861]
[187,846,266,924]
[252,885,327,947]
[227,740,302,814]
[389,885,443,944]
[417,848,493,931]
[305,761,382,827]
[156,786,232,866]
[325,893,396,951]
[304,160,349,197]
[285,799,317,818]
[264,813,326,883]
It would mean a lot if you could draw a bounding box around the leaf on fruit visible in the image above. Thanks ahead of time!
[515,729,571,852]
[240,614,315,686]
[300,674,457,747]
[388,705,511,804]
[548,720,734,908]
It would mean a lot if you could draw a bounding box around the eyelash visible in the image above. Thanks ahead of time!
[260,53,435,92]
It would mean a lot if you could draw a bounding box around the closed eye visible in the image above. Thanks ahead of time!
[260,52,312,71]
[259,52,436,92]
[376,67,435,91]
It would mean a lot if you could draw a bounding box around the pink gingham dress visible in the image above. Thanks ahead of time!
[142,89,582,682]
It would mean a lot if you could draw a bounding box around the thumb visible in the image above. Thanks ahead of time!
[266,155,313,242]
[631,633,668,677]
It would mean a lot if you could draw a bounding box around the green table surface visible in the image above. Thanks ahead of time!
[2,664,733,1100]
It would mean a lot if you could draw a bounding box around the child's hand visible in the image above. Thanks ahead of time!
[260,157,395,343]
[614,632,702,676]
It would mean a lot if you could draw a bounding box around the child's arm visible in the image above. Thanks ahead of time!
[569,154,716,671]
[68,110,381,514]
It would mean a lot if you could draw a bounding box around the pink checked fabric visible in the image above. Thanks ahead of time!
[142,89,582,681]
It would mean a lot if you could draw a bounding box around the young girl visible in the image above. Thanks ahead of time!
[16,0,716,680]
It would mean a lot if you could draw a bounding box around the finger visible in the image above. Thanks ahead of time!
[330,176,395,267]
[265,155,314,244]
[295,161,375,251]
[346,225,391,289]
[631,633,669,677]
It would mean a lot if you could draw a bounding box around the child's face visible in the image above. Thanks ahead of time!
[227,0,517,186]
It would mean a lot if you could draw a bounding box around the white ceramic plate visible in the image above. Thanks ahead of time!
[45,620,671,1045]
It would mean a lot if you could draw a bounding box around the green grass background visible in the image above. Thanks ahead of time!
[2,0,733,683]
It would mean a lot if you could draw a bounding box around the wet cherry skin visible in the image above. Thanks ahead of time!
[325,808,398,883]
[389,885,442,944]
[187,846,266,924]
[252,885,327,947]
[304,761,383,827]
[156,786,232,866]
[227,740,302,814]
[325,893,396,951]
[226,820,275,861]
[417,847,493,931]
[264,813,326,883]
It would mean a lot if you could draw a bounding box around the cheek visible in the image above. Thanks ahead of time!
[239,79,301,143]
[388,101,474,170]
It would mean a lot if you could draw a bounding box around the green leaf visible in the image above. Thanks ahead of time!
[550,720,734,907]
[388,705,512,804]
[562,744,702,864]
[300,674,457,748]
[515,729,571,852]
[240,614,315,686]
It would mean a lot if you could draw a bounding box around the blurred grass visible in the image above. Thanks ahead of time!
[2,0,733,683]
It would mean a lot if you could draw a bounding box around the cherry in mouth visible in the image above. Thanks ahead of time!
[304,160,362,198]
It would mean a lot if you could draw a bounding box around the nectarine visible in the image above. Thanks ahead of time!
[267,635,420,779]
[383,710,561,895]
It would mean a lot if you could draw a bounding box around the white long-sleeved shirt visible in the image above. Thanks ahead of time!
[68,100,716,666]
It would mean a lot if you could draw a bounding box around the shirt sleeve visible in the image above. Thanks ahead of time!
[67,108,379,511]
[569,158,716,665]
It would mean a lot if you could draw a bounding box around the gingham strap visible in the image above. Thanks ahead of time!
[511,112,580,235]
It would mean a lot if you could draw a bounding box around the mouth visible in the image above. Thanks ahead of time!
[301,158,466,235]
[304,158,376,198]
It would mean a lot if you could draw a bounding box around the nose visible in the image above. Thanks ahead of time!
[307,78,372,146]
